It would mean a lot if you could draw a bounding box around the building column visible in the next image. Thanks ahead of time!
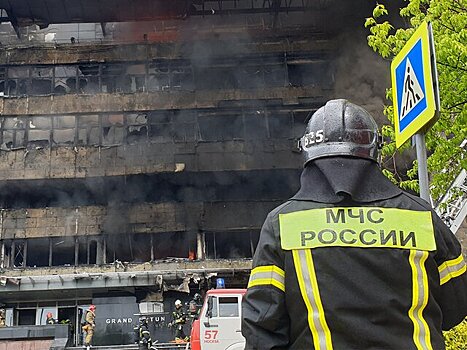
[0,241,5,269]
[22,240,27,268]
[49,238,53,267]
[96,238,104,265]
[196,232,206,260]
[74,237,79,266]
[10,241,15,267]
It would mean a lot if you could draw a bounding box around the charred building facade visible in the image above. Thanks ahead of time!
[0,0,384,347]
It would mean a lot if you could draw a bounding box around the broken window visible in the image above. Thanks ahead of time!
[243,109,268,140]
[28,116,51,148]
[172,111,196,142]
[52,115,76,145]
[267,111,293,139]
[0,66,6,96]
[78,64,100,94]
[170,60,193,90]
[148,61,170,91]
[101,64,125,93]
[152,232,196,260]
[148,112,173,142]
[1,117,27,149]
[198,112,244,141]
[205,231,259,259]
[52,237,75,266]
[54,66,78,94]
[26,238,49,267]
[126,113,148,143]
[125,64,146,93]
[30,66,53,95]
[102,114,125,145]
[77,115,100,145]
[10,240,26,267]
[7,66,29,96]
[194,66,238,90]
[287,60,332,88]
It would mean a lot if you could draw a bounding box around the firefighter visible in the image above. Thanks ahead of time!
[135,316,153,350]
[188,293,202,324]
[241,99,467,349]
[0,309,6,327]
[46,312,57,325]
[169,299,189,342]
[82,304,96,349]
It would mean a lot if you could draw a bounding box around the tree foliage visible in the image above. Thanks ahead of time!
[365,0,467,200]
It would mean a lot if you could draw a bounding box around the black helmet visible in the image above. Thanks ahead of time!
[300,99,379,165]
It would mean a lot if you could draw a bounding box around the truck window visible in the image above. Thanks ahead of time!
[206,296,218,318]
[218,297,239,317]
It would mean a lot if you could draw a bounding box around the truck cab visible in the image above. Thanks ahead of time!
[190,289,246,350]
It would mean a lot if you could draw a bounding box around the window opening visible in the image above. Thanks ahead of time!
[218,297,239,317]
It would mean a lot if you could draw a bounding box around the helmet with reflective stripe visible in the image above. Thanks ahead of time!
[300,99,379,165]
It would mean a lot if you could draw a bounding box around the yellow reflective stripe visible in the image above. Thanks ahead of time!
[248,278,285,292]
[248,265,285,292]
[251,265,285,277]
[279,207,435,251]
[408,250,432,350]
[293,250,333,350]
[438,255,467,285]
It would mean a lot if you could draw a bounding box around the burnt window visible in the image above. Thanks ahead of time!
[102,114,125,145]
[1,117,27,149]
[267,112,293,139]
[17,309,36,325]
[243,110,268,140]
[205,231,259,259]
[52,115,76,146]
[30,66,53,95]
[77,115,100,145]
[26,238,49,267]
[198,113,243,141]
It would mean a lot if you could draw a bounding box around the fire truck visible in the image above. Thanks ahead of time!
[190,289,246,350]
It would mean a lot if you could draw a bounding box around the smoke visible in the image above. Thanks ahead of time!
[332,30,390,124]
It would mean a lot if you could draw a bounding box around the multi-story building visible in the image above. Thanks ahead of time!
[0,0,410,347]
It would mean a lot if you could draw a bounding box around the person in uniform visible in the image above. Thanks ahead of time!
[135,316,154,350]
[82,304,96,349]
[188,293,202,324]
[46,312,57,325]
[169,299,188,342]
[0,309,6,327]
[241,99,467,349]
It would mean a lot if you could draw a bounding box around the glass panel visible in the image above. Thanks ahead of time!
[218,297,239,317]
[37,307,58,325]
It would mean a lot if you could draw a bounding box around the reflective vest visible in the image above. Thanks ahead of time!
[242,193,467,350]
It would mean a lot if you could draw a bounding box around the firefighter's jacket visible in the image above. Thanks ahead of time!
[85,310,95,328]
[242,158,467,350]
[172,307,186,325]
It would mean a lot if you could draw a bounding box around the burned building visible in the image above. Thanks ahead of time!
[0,0,387,347]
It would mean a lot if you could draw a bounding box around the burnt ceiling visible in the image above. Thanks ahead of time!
[0,0,318,28]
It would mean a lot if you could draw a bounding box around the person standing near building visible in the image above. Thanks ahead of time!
[242,99,467,349]
[46,312,57,325]
[169,299,188,342]
[82,304,96,349]
[0,309,6,327]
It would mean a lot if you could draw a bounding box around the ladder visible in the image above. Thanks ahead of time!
[435,167,467,234]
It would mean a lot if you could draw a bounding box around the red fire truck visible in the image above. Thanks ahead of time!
[190,289,246,350]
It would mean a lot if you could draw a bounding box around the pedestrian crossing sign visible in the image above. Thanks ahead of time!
[391,21,437,148]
